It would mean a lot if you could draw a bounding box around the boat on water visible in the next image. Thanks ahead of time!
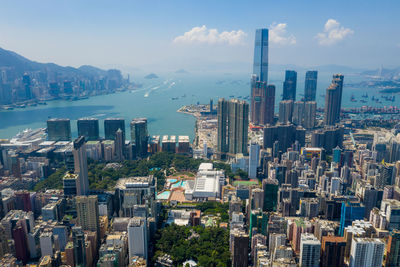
[171,97,179,100]
[362,93,368,98]
[350,94,357,102]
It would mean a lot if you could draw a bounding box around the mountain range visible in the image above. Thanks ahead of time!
[0,47,110,78]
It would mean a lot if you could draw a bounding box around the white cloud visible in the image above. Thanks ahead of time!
[316,19,354,45]
[173,25,246,45]
[269,23,296,45]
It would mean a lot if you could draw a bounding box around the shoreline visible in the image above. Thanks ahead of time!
[0,85,138,111]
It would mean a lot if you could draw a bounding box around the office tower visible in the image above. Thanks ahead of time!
[304,71,318,101]
[48,82,60,97]
[128,217,148,260]
[324,74,344,125]
[104,118,125,140]
[76,196,100,239]
[0,225,9,258]
[321,236,346,267]
[363,188,379,218]
[210,98,213,113]
[231,228,249,267]
[47,118,71,141]
[15,191,32,212]
[250,77,275,126]
[228,99,249,155]
[22,73,32,100]
[311,126,344,153]
[376,163,395,189]
[72,226,86,267]
[333,146,342,163]
[250,188,264,210]
[349,238,385,267]
[278,100,293,123]
[282,70,297,101]
[63,81,73,95]
[252,28,268,82]
[73,136,89,195]
[217,98,229,154]
[130,118,149,158]
[262,179,278,212]
[292,101,305,125]
[0,83,12,105]
[114,128,125,161]
[161,135,176,153]
[177,136,190,154]
[380,199,400,230]
[10,154,21,179]
[77,118,99,141]
[263,124,305,153]
[13,221,29,264]
[339,202,365,236]
[249,143,260,179]
[386,230,400,267]
[63,172,78,196]
[217,98,249,156]
[40,230,54,257]
[299,233,321,267]
[303,101,317,129]
[115,176,156,218]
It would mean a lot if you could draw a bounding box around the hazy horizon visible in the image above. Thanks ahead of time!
[0,0,399,73]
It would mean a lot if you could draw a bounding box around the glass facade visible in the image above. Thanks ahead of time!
[252,28,269,83]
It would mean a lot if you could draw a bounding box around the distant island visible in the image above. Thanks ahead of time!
[144,73,159,79]
[175,69,189,74]
[347,79,400,94]
[380,87,400,94]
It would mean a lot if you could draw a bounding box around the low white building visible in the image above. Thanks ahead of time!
[191,163,225,200]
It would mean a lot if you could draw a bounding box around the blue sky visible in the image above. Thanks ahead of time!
[0,0,399,72]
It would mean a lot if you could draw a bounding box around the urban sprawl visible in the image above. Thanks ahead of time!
[1,28,400,267]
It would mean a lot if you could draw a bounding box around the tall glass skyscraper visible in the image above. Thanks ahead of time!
[47,118,71,141]
[251,28,271,126]
[130,118,149,158]
[324,74,344,125]
[217,98,249,157]
[252,29,269,83]
[104,118,125,140]
[77,118,99,141]
[304,71,318,101]
[282,70,297,101]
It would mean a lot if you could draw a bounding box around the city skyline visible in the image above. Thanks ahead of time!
[0,2,400,266]
[0,1,399,73]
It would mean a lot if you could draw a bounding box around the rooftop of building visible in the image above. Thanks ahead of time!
[86,140,101,145]
[178,135,190,142]
[102,140,115,145]
[115,176,154,189]
[301,233,320,244]
[47,118,70,122]
[353,237,385,244]
[63,172,78,180]
[128,217,146,227]
[104,118,125,121]
[78,117,99,121]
